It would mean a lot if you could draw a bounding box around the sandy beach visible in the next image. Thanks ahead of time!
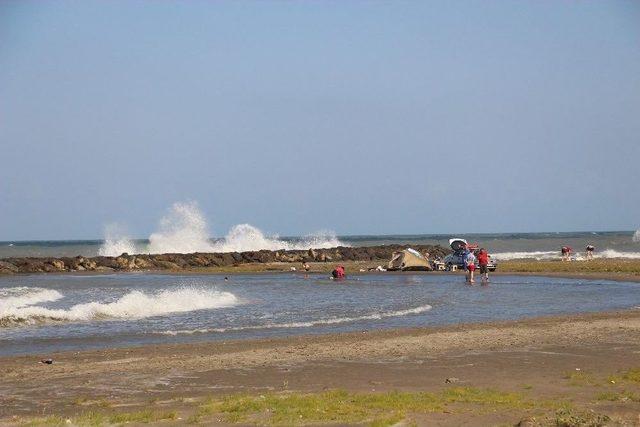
[3,301,640,425]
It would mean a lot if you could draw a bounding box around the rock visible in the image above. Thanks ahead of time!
[0,261,19,274]
[115,256,130,269]
[444,377,459,384]
[81,259,97,270]
[50,260,65,270]
[133,257,150,269]
[0,244,451,274]
[155,260,181,270]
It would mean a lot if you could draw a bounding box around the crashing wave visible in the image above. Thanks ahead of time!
[148,201,216,254]
[0,287,238,327]
[491,251,559,261]
[633,230,640,243]
[212,224,342,252]
[98,223,137,256]
[99,201,345,255]
[492,249,640,261]
[596,249,640,259]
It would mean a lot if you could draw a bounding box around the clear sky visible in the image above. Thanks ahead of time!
[1,1,639,240]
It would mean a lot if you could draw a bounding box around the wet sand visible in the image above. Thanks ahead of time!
[3,308,640,425]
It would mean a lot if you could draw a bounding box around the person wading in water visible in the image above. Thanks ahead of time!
[477,248,490,283]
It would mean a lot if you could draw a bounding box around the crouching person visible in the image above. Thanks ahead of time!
[331,265,346,280]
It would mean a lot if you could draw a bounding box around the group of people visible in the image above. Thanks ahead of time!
[463,247,490,284]
[561,244,595,261]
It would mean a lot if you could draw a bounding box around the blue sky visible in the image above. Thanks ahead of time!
[1,1,639,240]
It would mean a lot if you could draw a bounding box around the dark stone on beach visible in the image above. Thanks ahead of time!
[0,261,19,274]
[0,244,450,275]
[155,260,181,270]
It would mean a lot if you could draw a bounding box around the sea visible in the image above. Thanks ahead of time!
[2,225,640,356]
[2,273,640,356]
[1,230,639,260]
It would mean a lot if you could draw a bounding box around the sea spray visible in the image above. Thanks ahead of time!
[148,201,216,254]
[0,286,239,327]
[492,248,640,260]
[212,224,343,252]
[634,229,640,243]
[103,201,346,254]
[98,223,137,256]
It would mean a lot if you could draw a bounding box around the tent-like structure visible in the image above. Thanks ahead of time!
[387,248,432,271]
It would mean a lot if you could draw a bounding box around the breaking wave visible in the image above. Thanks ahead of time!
[148,201,215,254]
[633,230,640,243]
[158,304,432,336]
[99,201,345,256]
[492,249,640,261]
[491,251,558,261]
[213,224,342,253]
[98,223,137,256]
[0,287,238,327]
[0,287,63,312]
[596,249,640,259]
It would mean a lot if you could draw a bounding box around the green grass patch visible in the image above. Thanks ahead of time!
[20,416,67,427]
[19,410,177,426]
[563,370,598,386]
[554,408,610,427]
[596,390,640,403]
[607,368,640,385]
[194,387,536,426]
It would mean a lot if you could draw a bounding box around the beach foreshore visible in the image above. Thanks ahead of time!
[3,307,640,426]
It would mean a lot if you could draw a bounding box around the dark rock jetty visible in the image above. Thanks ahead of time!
[0,245,449,275]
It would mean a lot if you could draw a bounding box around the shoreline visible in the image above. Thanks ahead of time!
[2,258,640,277]
[3,269,640,424]
[3,308,640,424]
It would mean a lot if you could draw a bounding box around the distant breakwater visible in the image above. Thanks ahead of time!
[0,245,449,275]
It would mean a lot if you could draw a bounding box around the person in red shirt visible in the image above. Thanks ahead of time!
[331,265,346,279]
[477,248,490,283]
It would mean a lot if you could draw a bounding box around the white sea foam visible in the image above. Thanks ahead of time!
[0,287,238,327]
[148,201,216,254]
[212,224,343,252]
[491,251,559,261]
[596,249,640,259]
[633,230,640,243]
[492,249,640,261]
[98,223,137,256]
[0,287,64,312]
[159,304,432,336]
[101,201,345,255]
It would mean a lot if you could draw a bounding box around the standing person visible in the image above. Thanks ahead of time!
[477,248,490,282]
[585,244,595,260]
[465,250,476,284]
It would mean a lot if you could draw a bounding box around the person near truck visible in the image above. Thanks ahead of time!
[464,250,476,284]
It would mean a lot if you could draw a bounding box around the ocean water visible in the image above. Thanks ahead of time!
[1,272,640,356]
[1,231,639,261]
[1,202,637,259]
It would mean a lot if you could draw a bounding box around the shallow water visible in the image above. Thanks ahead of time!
[1,273,639,356]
